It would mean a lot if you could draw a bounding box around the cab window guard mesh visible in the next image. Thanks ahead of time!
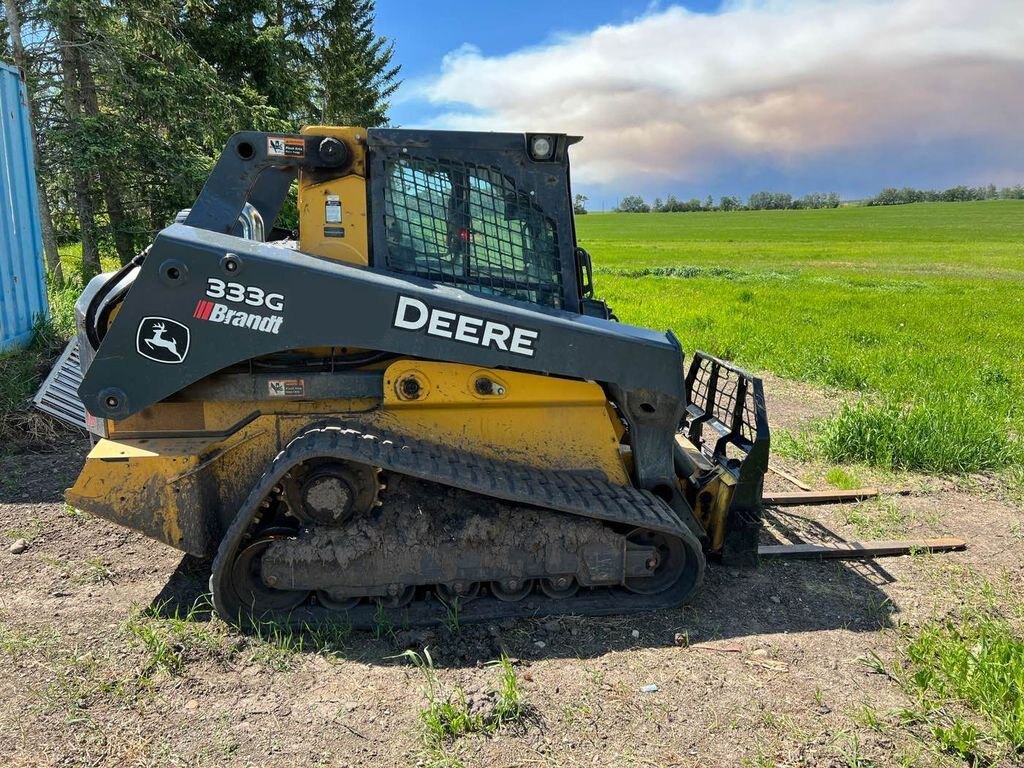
[382,157,563,308]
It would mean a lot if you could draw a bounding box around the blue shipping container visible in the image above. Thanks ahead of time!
[0,61,47,352]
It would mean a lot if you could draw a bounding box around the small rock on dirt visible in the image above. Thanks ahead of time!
[769,595,781,604]
[640,683,659,693]
[631,629,640,639]
[542,620,560,633]
[185,699,199,711]
[9,539,28,555]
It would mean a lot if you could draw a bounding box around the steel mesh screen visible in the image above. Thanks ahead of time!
[687,355,757,450]
[382,157,563,308]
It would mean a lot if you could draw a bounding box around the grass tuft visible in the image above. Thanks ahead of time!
[246,617,352,670]
[817,398,1019,474]
[487,654,526,729]
[887,610,1024,763]
[393,647,529,766]
[825,466,862,490]
[124,597,221,674]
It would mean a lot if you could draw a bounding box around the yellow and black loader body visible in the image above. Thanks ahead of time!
[67,127,769,626]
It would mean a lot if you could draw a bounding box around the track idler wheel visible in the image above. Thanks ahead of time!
[623,528,688,595]
[377,585,416,609]
[231,536,310,612]
[436,581,481,603]
[316,590,361,611]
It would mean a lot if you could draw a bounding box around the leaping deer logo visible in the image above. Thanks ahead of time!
[144,322,183,361]
[136,317,189,364]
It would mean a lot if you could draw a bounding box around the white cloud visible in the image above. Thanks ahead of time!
[409,1,1024,190]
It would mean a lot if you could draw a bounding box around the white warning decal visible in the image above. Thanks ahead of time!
[267,136,305,158]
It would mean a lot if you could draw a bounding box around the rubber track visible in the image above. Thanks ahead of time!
[320,424,686,537]
[211,422,705,628]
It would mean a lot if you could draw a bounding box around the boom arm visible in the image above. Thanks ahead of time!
[78,223,688,495]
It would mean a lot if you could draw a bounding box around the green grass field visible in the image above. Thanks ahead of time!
[577,201,1024,474]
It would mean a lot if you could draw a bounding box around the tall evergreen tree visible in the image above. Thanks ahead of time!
[179,0,311,123]
[2,0,63,283]
[294,0,400,126]
[0,9,10,60]
[4,0,401,279]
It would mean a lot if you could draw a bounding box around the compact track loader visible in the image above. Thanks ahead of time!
[63,127,769,627]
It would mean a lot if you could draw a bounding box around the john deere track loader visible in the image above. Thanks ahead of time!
[63,127,769,627]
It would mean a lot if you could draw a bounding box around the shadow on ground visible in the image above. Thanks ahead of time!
[0,445,87,504]
[147,508,899,669]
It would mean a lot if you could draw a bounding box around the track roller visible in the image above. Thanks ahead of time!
[491,578,535,602]
[540,576,579,600]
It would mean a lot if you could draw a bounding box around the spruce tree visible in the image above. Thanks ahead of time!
[295,0,400,126]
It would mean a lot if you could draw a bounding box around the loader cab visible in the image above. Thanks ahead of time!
[370,132,570,309]
[302,128,606,317]
[184,127,609,318]
[370,131,585,314]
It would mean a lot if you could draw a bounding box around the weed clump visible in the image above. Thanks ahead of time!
[0,278,81,451]
[394,648,528,766]
[818,397,1019,474]
[900,611,1024,763]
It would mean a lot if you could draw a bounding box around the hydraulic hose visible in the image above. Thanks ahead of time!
[84,248,148,350]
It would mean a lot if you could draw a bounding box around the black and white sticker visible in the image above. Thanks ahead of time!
[136,317,190,364]
[268,379,305,397]
[267,136,305,158]
[325,195,343,224]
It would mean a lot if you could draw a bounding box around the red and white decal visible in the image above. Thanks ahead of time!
[194,299,283,335]
[193,300,216,321]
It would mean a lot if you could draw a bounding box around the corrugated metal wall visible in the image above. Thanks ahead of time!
[0,61,48,352]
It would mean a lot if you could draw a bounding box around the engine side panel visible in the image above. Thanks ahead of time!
[68,358,633,555]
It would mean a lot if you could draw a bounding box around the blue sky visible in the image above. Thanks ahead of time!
[375,1,1024,205]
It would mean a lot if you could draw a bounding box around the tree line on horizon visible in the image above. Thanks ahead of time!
[610,190,841,213]
[606,183,1024,214]
[868,184,1024,206]
[0,0,399,283]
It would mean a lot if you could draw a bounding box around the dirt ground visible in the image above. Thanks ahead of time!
[0,378,1021,768]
